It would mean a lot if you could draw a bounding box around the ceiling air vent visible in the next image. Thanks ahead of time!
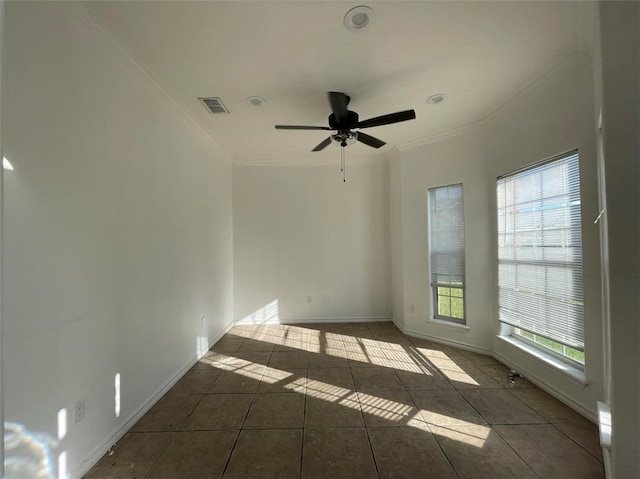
[198,97,229,114]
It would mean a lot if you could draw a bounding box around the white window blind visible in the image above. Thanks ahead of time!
[497,151,584,351]
[429,184,465,286]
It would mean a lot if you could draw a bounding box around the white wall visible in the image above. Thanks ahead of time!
[596,2,639,476]
[389,149,404,329]
[391,55,604,419]
[3,3,233,477]
[393,129,494,352]
[233,162,391,323]
[0,1,5,475]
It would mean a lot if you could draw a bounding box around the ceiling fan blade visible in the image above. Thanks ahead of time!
[328,92,351,123]
[356,132,386,149]
[275,125,333,130]
[357,109,416,129]
[312,137,332,152]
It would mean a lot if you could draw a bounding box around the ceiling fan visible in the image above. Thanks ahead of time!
[275,92,416,151]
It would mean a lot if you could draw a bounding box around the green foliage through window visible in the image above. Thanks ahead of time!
[516,329,584,364]
[435,285,464,321]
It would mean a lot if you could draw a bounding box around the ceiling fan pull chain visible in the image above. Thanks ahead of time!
[343,148,346,183]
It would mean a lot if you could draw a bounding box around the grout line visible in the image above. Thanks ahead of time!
[549,422,605,463]
[219,341,270,478]
[423,423,462,479]
[141,430,178,479]
[90,323,592,478]
[455,384,544,475]
[396,361,460,479]
[362,423,383,479]
[300,371,307,479]
[351,363,382,479]
[489,426,543,478]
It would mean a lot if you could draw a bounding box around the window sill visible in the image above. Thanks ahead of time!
[497,335,588,386]
[426,318,470,331]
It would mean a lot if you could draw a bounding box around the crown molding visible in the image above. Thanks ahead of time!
[57,4,590,167]
[397,121,485,152]
[396,52,590,153]
[481,51,590,123]
[62,3,234,164]
[233,156,389,168]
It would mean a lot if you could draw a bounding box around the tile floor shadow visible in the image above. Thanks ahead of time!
[84,322,604,479]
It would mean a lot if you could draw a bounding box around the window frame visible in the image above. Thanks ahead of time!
[432,282,466,324]
[496,150,585,367]
[428,182,466,324]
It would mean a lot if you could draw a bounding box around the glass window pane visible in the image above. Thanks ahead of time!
[451,297,464,319]
[438,295,451,317]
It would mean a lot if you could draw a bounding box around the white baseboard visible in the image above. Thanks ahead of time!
[393,321,597,424]
[279,316,392,325]
[72,320,235,478]
[234,316,393,325]
[396,322,493,356]
[493,351,597,423]
[395,320,597,423]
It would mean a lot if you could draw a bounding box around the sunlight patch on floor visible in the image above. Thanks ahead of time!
[430,424,491,448]
[224,362,264,381]
[260,368,293,384]
[440,370,480,386]
[358,393,418,422]
[306,380,353,401]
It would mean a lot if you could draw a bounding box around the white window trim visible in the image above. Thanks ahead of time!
[497,333,587,386]
[496,150,585,364]
[428,182,466,324]
[426,317,471,331]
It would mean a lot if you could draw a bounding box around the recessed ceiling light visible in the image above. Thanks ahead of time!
[246,96,266,107]
[344,6,374,32]
[426,94,446,105]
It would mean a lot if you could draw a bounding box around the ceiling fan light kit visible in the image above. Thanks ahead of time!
[344,6,374,32]
[331,131,358,148]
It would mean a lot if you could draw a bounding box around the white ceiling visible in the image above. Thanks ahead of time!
[84,1,595,163]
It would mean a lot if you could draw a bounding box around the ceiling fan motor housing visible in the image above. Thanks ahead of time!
[328,110,359,130]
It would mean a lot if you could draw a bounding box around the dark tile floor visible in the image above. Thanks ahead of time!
[84,322,604,479]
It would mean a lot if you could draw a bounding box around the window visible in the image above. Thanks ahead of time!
[497,151,584,365]
[428,183,465,323]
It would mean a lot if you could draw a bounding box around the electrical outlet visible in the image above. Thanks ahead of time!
[307,295,312,304]
[201,316,206,329]
[408,304,415,314]
[74,398,86,424]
